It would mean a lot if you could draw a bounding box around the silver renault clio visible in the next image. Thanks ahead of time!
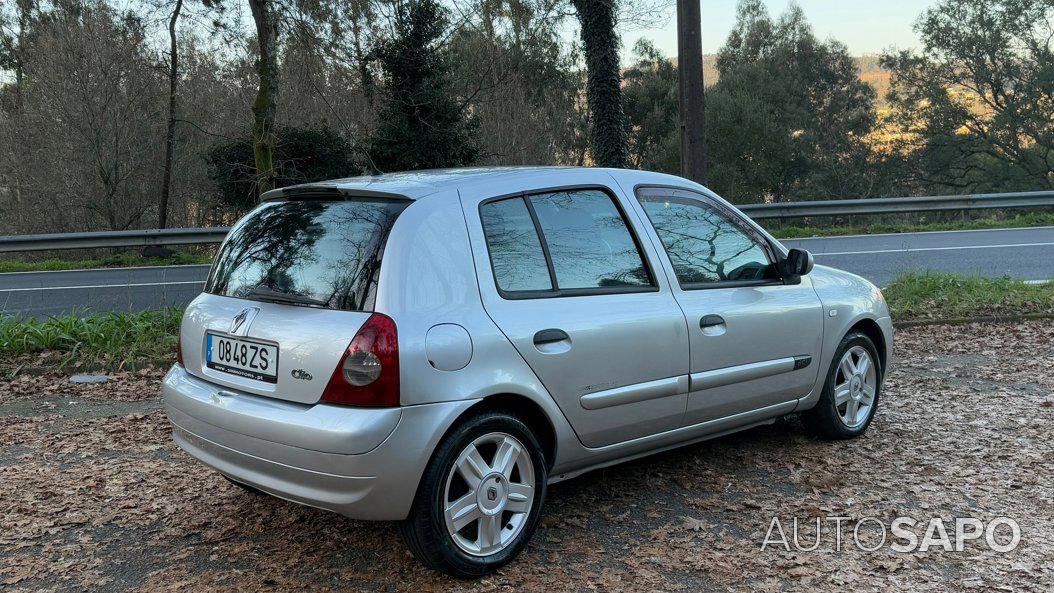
[164,167,892,577]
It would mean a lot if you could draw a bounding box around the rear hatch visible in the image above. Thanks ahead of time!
[180,197,409,404]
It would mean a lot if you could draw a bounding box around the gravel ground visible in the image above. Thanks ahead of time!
[1,321,1052,592]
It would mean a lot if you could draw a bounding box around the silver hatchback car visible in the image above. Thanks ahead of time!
[164,167,892,577]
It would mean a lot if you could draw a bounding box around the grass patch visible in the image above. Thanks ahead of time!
[0,309,182,370]
[0,251,213,273]
[884,271,1054,322]
[766,211,1054,239]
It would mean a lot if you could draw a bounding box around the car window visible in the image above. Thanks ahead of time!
[205,199,408,311]
[639,195,775,286]
[479,197,554,292]
[527,190,652,290]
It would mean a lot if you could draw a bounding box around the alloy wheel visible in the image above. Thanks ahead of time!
[442,432,535,556]
[834,345,877,428]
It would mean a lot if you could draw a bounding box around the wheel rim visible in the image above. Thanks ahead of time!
[834,346,878,428]
[443,432,535,557]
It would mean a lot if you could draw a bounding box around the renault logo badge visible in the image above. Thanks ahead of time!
[229,307,260,335]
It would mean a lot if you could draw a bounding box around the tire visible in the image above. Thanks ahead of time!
[802,331,883,440]
[400,411,548,578]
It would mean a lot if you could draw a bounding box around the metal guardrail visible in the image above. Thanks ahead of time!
[738,190,1054,219]
[0,227,230,253]
[1,190,1052,252]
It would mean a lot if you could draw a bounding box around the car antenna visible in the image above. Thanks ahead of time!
[358,145,384,176]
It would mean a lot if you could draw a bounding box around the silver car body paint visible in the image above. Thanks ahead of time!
[164,167,894,520]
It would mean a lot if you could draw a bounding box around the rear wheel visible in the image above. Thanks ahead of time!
[400,412,547,578]
[802,332,882,439]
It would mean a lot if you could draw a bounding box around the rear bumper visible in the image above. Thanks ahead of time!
[163,365,475,520]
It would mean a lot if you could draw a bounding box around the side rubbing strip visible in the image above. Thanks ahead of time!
[580,376,688,410]
[689,357,798,391]
[793,355,812,370]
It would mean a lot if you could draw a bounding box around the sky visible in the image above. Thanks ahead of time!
[621,0,939,59]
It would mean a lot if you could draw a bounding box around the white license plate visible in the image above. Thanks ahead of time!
[205,332,279,383]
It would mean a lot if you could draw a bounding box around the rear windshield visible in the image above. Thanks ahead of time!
[205,199,409,311]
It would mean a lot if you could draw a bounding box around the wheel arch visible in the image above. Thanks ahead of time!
[447,393,559,469]
[847,317,888,373]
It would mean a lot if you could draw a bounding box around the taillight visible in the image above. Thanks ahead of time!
[176,329,184,366]
[321,313,399,407]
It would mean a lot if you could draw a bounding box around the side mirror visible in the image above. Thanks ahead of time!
[779,248,814,282]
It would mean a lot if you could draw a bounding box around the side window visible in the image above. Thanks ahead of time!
[528,190,652,290]
[478,189,654,296]
[479,198,553,292]
[639,195,775,286]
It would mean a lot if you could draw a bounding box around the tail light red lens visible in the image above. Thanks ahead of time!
[321,313,399,407]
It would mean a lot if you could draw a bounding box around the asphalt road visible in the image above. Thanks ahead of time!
[2,226,1052,317]
[785,226,1054,285]
[0,265,211,318]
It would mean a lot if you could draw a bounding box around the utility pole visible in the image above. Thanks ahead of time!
[677,0,709,184]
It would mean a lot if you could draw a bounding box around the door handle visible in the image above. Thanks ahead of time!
[700,315,725,329]
[533,328,570,345]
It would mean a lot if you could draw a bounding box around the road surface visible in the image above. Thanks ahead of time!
[2,226,1052,317]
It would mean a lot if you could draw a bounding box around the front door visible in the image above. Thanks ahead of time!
[463,184,690,448]
[633,187,824,425]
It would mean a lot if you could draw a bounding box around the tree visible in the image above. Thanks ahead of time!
[248,0,279,195]
[446,0,582,165]
[366,0,479,171]
[1,2,166,232]
[157,0,184,229]
[572,0,628,168]
[622,39,679,173]
[882,0,1054,193]
[705,0,879,203]
[208,126,356,211]
[0,0,35,112]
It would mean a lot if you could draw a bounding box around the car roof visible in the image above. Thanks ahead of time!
[260,166,698,202]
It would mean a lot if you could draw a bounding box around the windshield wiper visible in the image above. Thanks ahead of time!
[246,285,328,307]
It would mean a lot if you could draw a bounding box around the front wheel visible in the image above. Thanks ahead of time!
[400,411,547,578]
[802,332,882,439]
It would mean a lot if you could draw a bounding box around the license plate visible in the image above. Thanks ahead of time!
[205,332,279,383]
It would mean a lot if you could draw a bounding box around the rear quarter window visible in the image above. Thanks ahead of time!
[205,199,408,311]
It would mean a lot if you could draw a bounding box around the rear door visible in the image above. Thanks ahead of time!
[632,187,824,424]
[463,182,690,448]
[180,197,408,404]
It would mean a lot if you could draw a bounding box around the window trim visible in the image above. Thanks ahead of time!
[635,186,785,291]
[478,185,660,300]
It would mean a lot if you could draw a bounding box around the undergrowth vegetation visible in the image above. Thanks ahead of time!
[0,309,182,369]
[883,272,1054,321]
[766,211,1054,239]
[0,252,213,273]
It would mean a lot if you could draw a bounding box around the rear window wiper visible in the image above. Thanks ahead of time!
[246,285,329,307]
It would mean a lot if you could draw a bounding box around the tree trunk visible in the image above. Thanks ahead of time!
[572,0,628,168]
[13,0,34,112]
[676,0,708,184]
[249,0,279,196]
[158,0,184,229]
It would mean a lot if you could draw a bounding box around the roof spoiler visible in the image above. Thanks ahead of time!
[260,185,412,203]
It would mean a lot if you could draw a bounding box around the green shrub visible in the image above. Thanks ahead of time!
[0,309,183,369]
[884,271,1054,321]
